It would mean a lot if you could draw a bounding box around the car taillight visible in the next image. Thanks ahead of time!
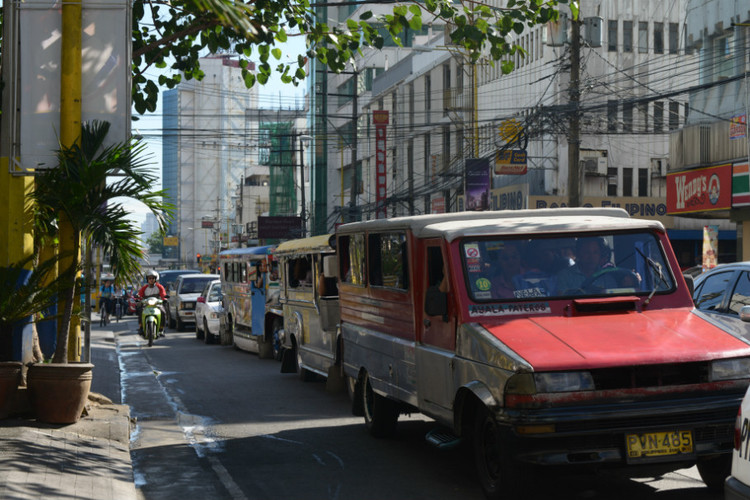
[735,406,742,451]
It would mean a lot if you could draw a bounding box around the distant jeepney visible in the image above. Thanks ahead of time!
[218,245,278,356]
[337,208,750,499]
[273,235,340,385]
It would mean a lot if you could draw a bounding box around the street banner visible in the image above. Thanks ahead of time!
[373,110,389,219]
[702,225,718,272]
[465,158,490,211]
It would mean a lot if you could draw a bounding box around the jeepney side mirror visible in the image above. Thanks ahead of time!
[683,274,694,297]
[740,306,750,323]
[425,286,448,321]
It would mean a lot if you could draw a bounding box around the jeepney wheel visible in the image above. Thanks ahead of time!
[697,454,731,491]
[362,371,398,438]
[347,375,364,417]
[473,405,519,499]
[271,318,283,361]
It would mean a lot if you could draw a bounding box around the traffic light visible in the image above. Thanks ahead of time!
[196,253,201,263]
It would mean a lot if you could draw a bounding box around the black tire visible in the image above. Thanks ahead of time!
[147,322,155,347]
[473,405,521,499]
[176,315,184,332]
[271,318,283,361]
[195,316,204,340]
[203,318,212,345]
[362,371,398,437]
[167,307,175,328]
[258,323,274,359]
[347,375,364,417]
[697,454,731,492]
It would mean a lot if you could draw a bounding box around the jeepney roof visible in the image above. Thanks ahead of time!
[218,245,275,258]
[274,234,336,256]
[336,208,665,242]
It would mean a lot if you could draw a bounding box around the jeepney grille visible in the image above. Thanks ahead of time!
[554,407,734,434]
[589,362,708,390]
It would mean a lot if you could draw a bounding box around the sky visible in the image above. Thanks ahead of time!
[123,37,307,230]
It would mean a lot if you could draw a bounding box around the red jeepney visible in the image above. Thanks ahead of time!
[337,208,750,498]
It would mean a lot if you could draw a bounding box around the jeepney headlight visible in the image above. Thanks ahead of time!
[535,372,595,392]
[710,357,750,381]
[506,372,595,395]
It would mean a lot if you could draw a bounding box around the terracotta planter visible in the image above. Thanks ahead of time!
[0,362,22,419]
[26,363,94,424]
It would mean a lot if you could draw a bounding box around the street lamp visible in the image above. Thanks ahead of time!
[299,134,312,237]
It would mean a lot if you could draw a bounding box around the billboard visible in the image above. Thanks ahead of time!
[666,164,732,214]
[257,216,303,240]
[465,158,490,211]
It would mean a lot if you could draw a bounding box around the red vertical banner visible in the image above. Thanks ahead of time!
[373,110,389,219]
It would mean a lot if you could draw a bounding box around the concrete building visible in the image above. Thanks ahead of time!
[162,55,260,266]
[315,0,734,266]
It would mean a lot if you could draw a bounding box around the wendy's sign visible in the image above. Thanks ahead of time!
[667,164,731,215]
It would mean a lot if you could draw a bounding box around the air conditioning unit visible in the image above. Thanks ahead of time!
[651,158,668,177]
[582,156,607,176]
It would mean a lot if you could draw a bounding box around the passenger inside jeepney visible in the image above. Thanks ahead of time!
[511,240,561,297]
[488,242,521,298]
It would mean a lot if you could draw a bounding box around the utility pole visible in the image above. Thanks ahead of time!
[348,69,358,221]
[567,12,582,207]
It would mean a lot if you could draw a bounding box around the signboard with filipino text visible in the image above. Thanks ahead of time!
[163,236,179,247]
[257,216,302,240]
[730,114,747,139]
[495,149,528,175]
[431,196,446,214]
[373,110,389,219]
[530,196,673,224]
[465,158,490,211]
[733,162,750,207]
[666,164,732,214]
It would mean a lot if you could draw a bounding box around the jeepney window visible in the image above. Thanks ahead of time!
[340,234,366,286]
[368,232,408,290]
[288,256,313,288]
[461,232,675,302]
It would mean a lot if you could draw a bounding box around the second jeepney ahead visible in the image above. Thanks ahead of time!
[337,208,750,499]
[273,234,340,383]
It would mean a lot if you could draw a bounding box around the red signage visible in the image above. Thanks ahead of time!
[666,164,732,214]
[373,110,389,219]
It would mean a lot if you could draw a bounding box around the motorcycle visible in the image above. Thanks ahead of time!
[127,292,138,315]
[139,296,164,347]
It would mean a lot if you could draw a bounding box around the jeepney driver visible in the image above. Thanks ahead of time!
[556,237,618,295]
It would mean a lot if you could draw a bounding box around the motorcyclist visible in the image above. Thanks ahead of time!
[136,270,168,335]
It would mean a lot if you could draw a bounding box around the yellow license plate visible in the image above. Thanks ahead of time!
[625,430,693,460]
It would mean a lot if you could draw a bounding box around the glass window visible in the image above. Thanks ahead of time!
[623,168,633,196]
[695,271,733,311]
[368,232,408,290]
[340,234,366,285]
[623,102,633,132]
[654,101,664,133]
[623,21,633,52]
[654,22,664,54]
[608,20,618,52]
[638,22,648,53]
[607,100,618,132]
[729,272,750,315]
[288,256,313,289]
[462,232,674,302]
[638,168,649,196]
[669,101,680,130]
[669,23,679,54]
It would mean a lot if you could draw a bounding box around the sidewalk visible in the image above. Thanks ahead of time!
[0,317,138,500]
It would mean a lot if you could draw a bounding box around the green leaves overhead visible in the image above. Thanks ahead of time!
[131,0,566,113]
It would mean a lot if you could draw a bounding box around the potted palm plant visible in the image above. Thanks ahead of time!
[27,120,172,423]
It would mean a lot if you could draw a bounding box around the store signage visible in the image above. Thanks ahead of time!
[666,164,732,214]
[495,149,528,175]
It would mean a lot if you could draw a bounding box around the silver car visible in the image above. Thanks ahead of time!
[195,279,222,344]
[167,274,219,331]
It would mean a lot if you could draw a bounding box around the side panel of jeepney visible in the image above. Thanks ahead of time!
[339,230,418,405]
[414,239,460,423]
[221,258,253,329]
[281,252,337,373]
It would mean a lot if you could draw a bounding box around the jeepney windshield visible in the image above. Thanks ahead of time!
[461,232,675,301]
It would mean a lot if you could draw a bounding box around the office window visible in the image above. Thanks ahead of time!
[669,101,680,130]
[638,168,649,196]
[623,102,633,132]
[623,21,633,52]
[654,101,664,132]
[608,167,618,196]
[654,22,664,54]
[669,23,679,54]
[608,100,618,132]
[638,102,649,132]
[623,168,633,196]
[608,20,618,52]
[639,22,648,53]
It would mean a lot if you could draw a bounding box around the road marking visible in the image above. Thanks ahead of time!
[208,455,248,500]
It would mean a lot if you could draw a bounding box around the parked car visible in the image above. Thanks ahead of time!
[195,279,222,344]
[728,383,750,499]
[167,273,219,331]
[157,269,201,294]
[692,262,750,343]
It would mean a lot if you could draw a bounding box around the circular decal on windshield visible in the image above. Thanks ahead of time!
[475,278,491,291]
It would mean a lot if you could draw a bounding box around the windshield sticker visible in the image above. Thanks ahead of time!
[475,278,491,291]
[475,291,492,299]
[469,302,551,317]
[465,244,481,259]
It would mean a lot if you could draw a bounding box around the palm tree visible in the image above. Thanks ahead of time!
[33,120,173,363]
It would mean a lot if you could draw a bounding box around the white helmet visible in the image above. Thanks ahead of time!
[145,269,159,280]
